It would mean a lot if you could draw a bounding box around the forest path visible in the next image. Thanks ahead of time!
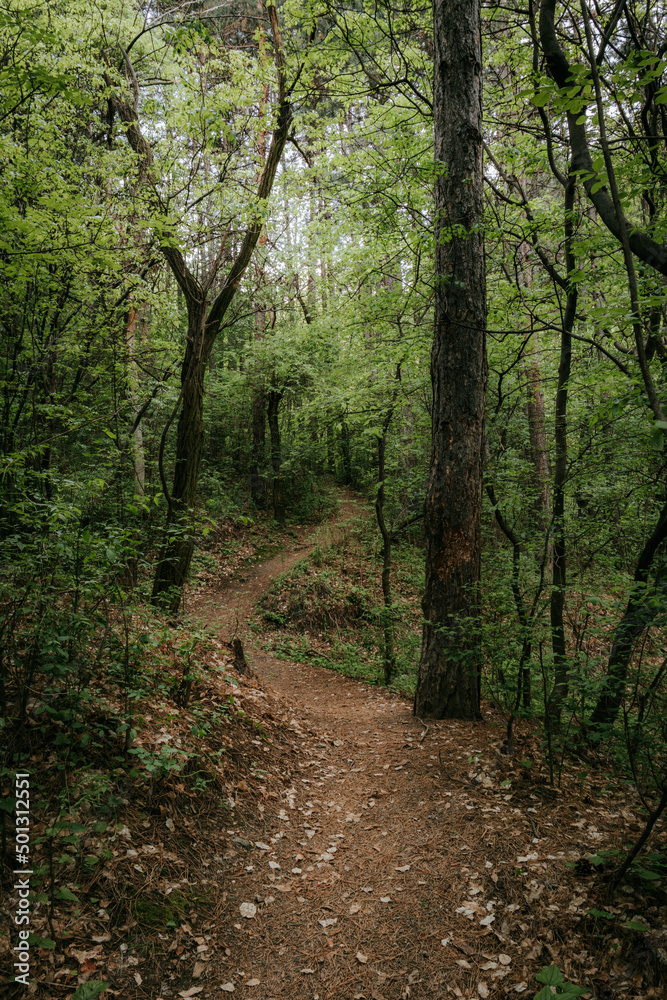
[185,494,531,1000]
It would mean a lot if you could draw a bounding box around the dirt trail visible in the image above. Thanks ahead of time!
[183,495,636,1000]
[185,497,514,1000]
[189,494,361,643]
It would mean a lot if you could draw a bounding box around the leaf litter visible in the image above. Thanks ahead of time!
[9,498,666,1000]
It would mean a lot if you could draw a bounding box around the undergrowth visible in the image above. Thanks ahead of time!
[255,512,424,695]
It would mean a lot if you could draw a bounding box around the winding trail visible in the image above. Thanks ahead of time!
[184,495,547,999]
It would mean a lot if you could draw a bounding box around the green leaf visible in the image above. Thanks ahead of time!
[28,934,56,949]
[586,908,616,919]
[54,887,79,901]
[536,965,565,987]
[68,982,109,1000]
[625,920,649,931]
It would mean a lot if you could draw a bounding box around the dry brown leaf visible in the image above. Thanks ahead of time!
[357,951,368,964]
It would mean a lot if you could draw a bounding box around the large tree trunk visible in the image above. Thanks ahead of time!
[414,0,486,719]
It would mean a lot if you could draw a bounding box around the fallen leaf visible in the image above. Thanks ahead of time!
[192,961,206,978]
[357,952,368,964]
[255,842,271,851]
[134,973,142,986]
[71,949,103,963]
[268,861,281,870]
[178,989,204,998]
[350,904,361,914]
[394,865,411,872]
[499,953,512,965]
[239,902,256,919]
[274,884,292,893]
[380,897,391,903]
[456,960,472,969]
[478,983,489,998]
[480,913,495,926]
[165,817,175,831]
[301,968,315,974]
[514,985,528,994]
[319,918,337,927]
[247,979,260,986]
[481,962,497,971]
[219,984,235,993]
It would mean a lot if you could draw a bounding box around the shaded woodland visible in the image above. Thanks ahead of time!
[2,0,667,995]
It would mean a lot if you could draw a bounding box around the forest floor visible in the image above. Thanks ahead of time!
[172,492,665,1000]
[5,492,667,1000]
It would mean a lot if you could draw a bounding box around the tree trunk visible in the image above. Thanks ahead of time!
[126,304,146,498]
[414,0,486,720]
[589,499,667,734]
[251,388,267,507]
[340,419,352,485]
[110,2,293,614]
[524,328,550,538]
[152,303,207,610]
[267,388,284,524]
[546,175,578,726]
[375,411,397,686]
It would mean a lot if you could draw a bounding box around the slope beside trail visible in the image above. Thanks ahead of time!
[179,496,654,1000]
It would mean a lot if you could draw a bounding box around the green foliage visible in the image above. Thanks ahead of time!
[533,965,588,999]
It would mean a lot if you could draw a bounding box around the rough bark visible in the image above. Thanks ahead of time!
[414,0,486,719]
